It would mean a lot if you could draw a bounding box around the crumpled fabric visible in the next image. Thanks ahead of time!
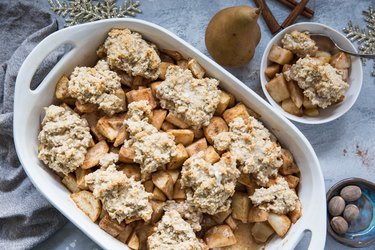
[0,1,67,249]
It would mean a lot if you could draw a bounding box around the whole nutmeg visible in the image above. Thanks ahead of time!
[328,196,345,216]
[331,216,348,234]
[340,185,362,202]
[343,204,360,222]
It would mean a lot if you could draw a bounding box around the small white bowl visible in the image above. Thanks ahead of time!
[260,22,363,124]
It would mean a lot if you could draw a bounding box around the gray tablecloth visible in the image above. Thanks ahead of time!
[0,1,67,249]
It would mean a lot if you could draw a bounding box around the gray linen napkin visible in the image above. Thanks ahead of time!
[0,1,67,249]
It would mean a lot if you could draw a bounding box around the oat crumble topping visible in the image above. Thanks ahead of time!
[214,117,283,186]
[181,151,240,215]
[126,99,153,121]
[148,210,204,250]
[38,105,92,175]
[156,66,221,129]
[85,165,152,223]
[281,30,318,58]
[286,56,349,108]
[250,177,298,214]
[99,152,119,169]
[164,200,203,232]
[68,60,124,115]
[103,28,161,80]
[124,101,177,179]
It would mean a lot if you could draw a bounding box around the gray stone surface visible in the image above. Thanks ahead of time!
[33,0,375,249]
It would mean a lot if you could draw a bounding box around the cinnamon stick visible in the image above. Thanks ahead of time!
[281,0,310,28]
[276,0,314,18]
[253,0,281,34]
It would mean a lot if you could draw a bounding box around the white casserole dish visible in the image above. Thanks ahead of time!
[14,19,326,250]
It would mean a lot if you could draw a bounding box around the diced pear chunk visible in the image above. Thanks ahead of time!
[150,200,165,224]
[267,213,292,237]
[286,81,304,108]
[82,141,109,169]
[71,190,101,222]
[223,103,250,124]
[251,222,275,243]
[167,129,194,146]
[223,222,262,249]
[126,88,157,109]
[165,113,189,129]
[265,64,281,79]
[268,44,294,65]
[150,109,167,130]
[330,51,351,69]
[203,116,228,144]
[204,146,220,164]
[186,138,208,156]
[152,171,174,200]
[284,175,300,189]
[337,69,349,82]
[172,179,186,200]
[167,144,189,170]
[304,108,320,117]
[315,50,331,64]
[211,209,232,224]
[302,96,317,109]
[225,215,239,231]
[281,98,302,116]
[215,91,232,115]
[248,206,269,223]
[204,225,237,248]
[188,59,205,79]
[99,214,125,237]
[231,192,251,223]
[152,187,167,201]
[127,232,140,250]
[266,74,290,103]
[62,174,80,193]
[119,146,135,163]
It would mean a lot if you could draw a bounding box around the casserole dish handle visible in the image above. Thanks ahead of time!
[279,216,326,250]
[16,27,80,99]
[306,217,327,250]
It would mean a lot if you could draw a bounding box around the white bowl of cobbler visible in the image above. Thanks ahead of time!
[260,22,363,124]
[14,19,326,250]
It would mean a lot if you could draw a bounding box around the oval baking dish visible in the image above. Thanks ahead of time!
[14,19,326,250]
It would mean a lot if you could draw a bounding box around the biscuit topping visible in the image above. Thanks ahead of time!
[250,177,298,214]
[38,105,92,175]
[85,165,152,223]
[281,30,318,58]
[103,28,161,79]
[156,66,221,129]
[214,117,282,186]
[181,152,240,214]
[285,56,349,108]
[124,101,177,179]
[148,210,204,250]
[68,60,124,115]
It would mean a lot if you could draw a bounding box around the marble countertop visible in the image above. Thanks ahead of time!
[33,0,375,249]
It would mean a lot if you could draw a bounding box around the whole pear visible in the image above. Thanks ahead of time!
[205,6,261,67]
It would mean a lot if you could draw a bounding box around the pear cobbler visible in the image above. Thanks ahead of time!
[265,30,351,117]
[38,28,302,249]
